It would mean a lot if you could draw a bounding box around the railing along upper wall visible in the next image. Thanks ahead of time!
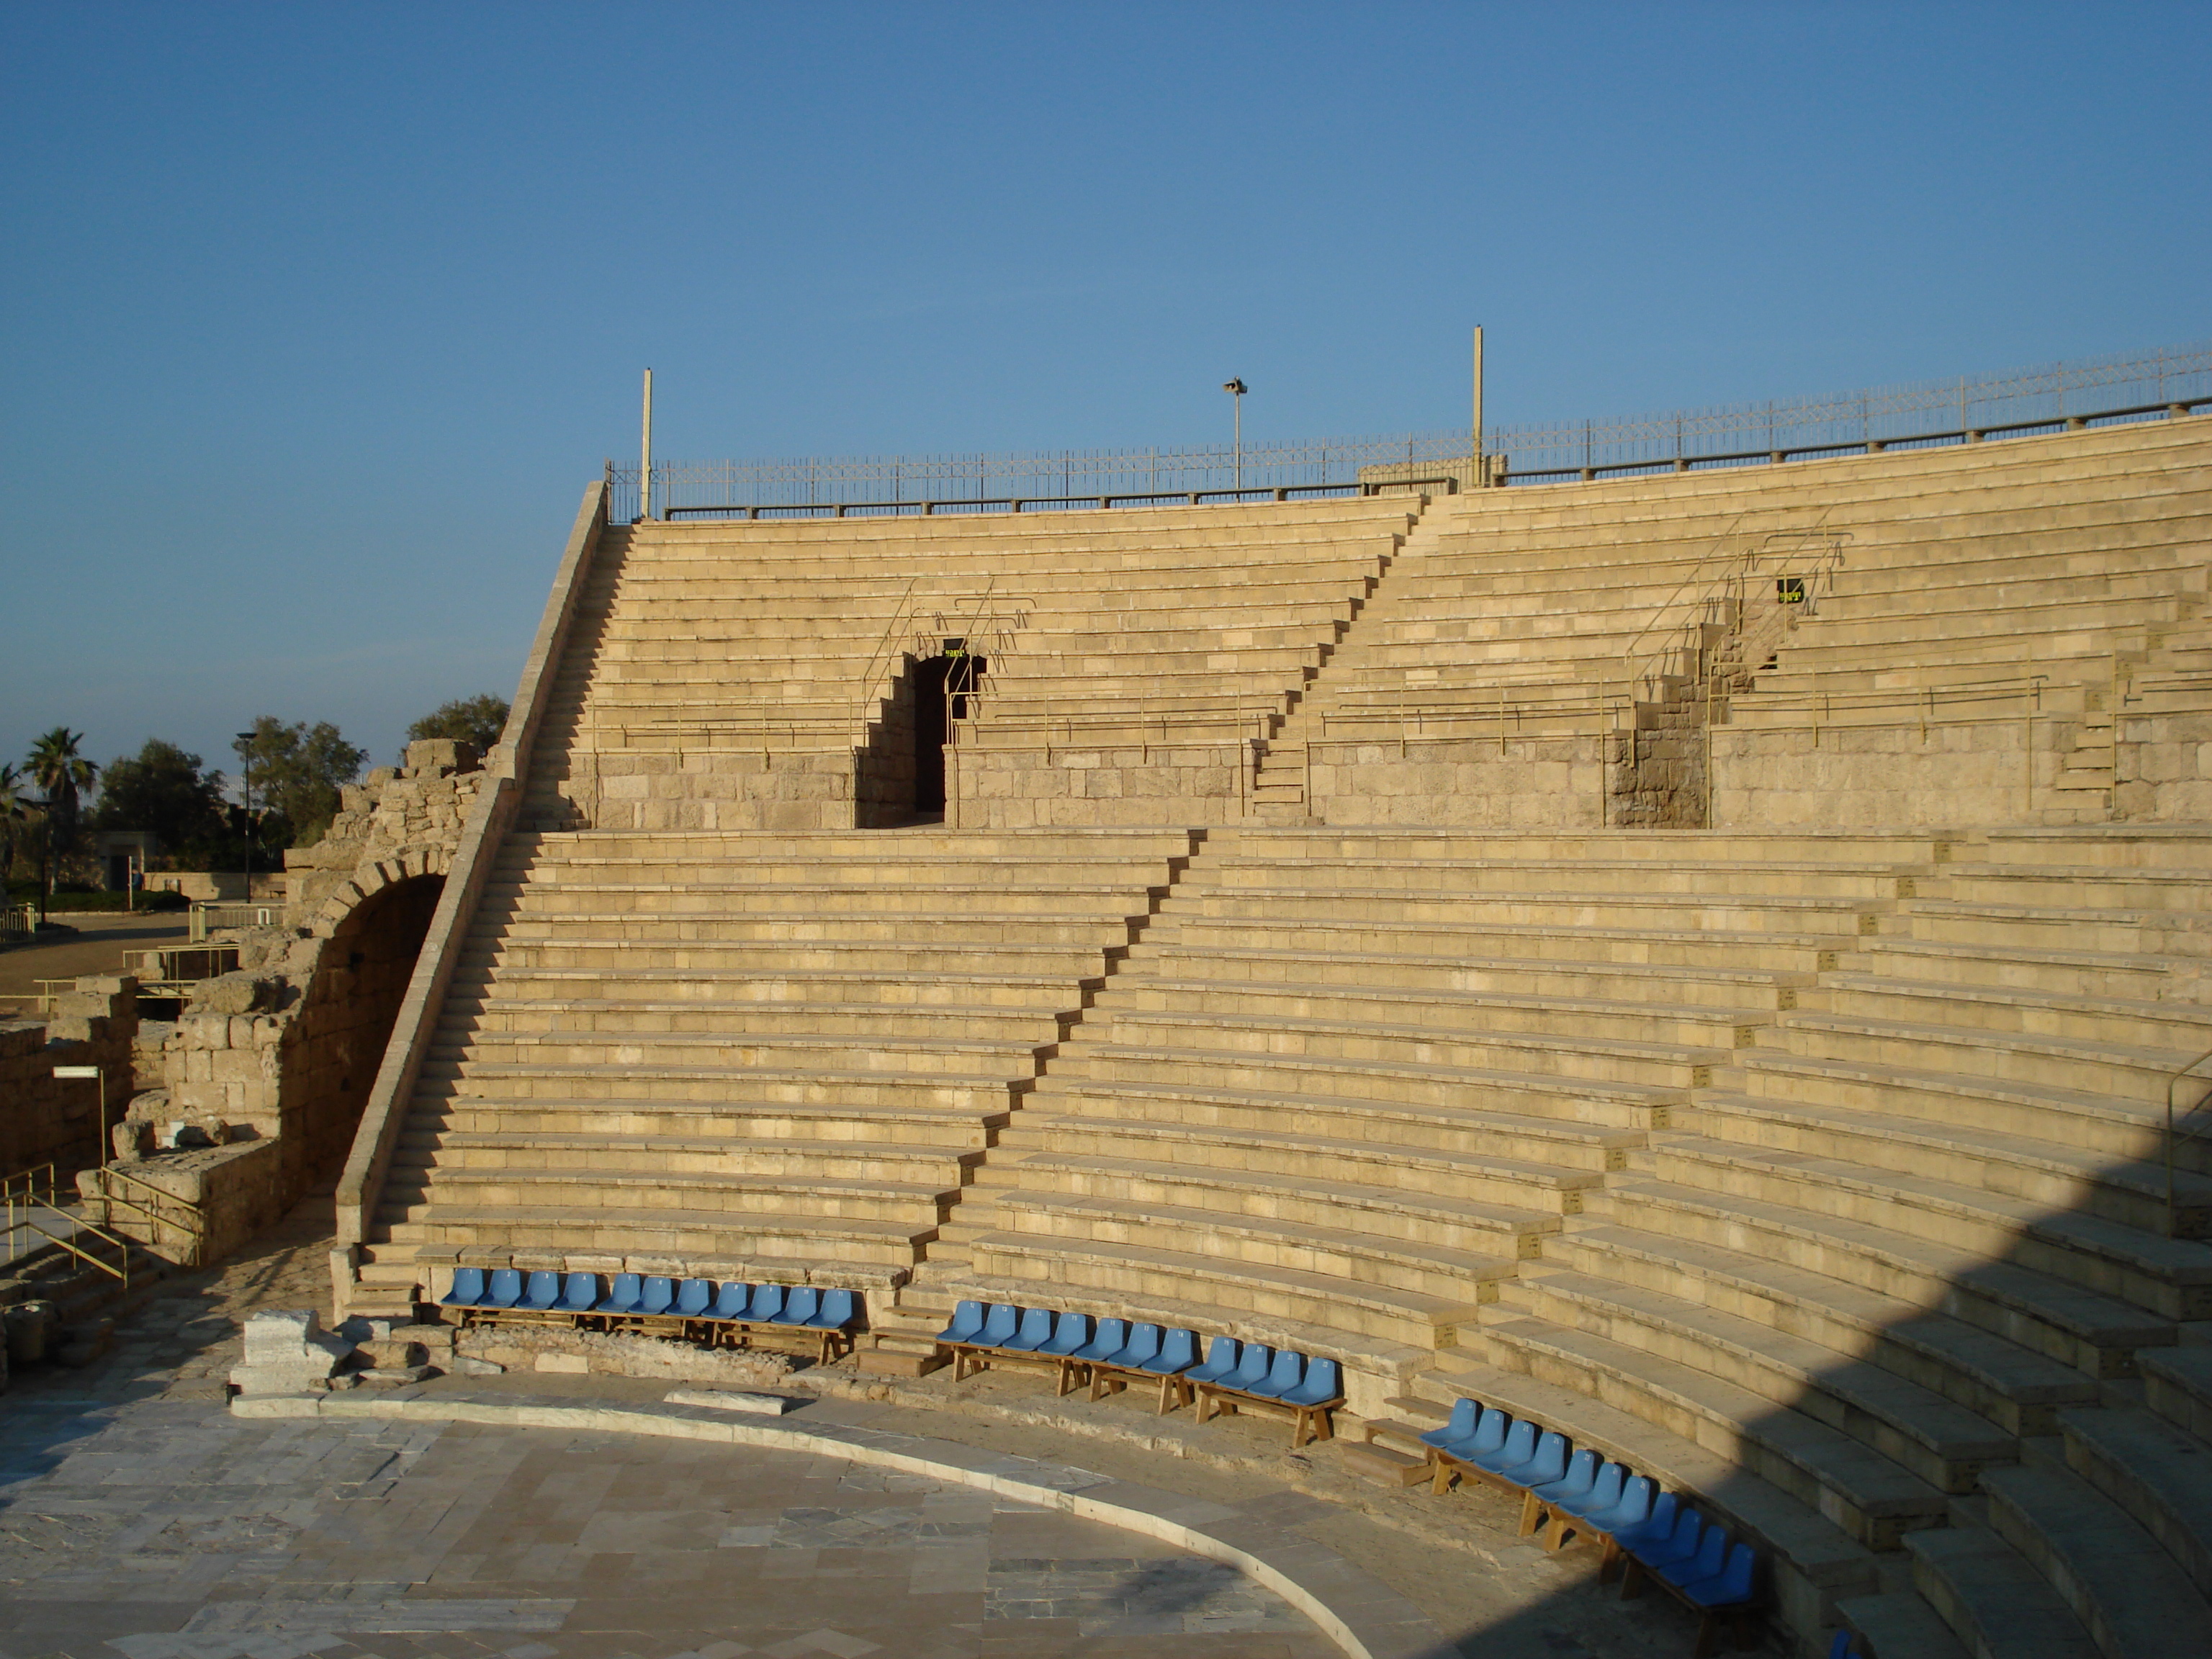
[606,341,2212,521]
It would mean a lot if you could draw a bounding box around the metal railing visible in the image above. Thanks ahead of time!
[1,1164,132,1283]
[1,905,31,948]
[605,341,2209,521]
[187,901,281,942]
[2164,1045,2212,1238]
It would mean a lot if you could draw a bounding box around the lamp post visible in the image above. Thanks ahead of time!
[235,732,255,907]
[1223,379,1246,495]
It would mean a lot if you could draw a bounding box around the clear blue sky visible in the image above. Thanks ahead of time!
[4,1,2207,787]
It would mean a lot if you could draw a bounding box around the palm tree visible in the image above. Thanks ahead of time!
[0,763,28,904]
[26,727,96,910]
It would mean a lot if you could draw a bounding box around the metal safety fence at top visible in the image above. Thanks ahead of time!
[605,340,2212,521]
[606,432,1470,523]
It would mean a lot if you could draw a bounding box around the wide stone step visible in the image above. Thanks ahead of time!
[980,1147,1556,1256]
[451,968,1091,1010]
[481,881,1160,917]
[2057,1403,2212,1600]
[388,1166,951,1226]
[966,1227,1487,1354]
[1543,1221,2096,1436]
[395,1130,975,1184]
[464,942,1113,979]
[442,999,1067,1046]
[1046,1038,1697,1118]
[1146,914,1851,974]
[482,913,1138,948]
[1594,1175,2172,1378]
[1983,1447,2212,1656]
[1904,898,2201,956]
[382,1202,930,1270]
[1685,1089,2212,1237]
[1066,1010,1719,1091]
[1118,939,1808,1010]
[1803,971,2212,1048]
[1642,1135,2212,1323]
[408,1095,1005,1146]
[1499,1266,2015,1491]
[1907,1521,2103,1659]
[1769,1010,2198,1105]
[428,1030,1051,1078]
[1467,1310,1949,1549]
[413,1065,1019,1118]
[1102,976,1766,1051]
[495,855,1190,887]
[2141,1346,2212,1439]
[1191,854,1919,899]
[1016,1076,1643,1169]
[1169,885,1880,936]
[984,1187,1517,1306]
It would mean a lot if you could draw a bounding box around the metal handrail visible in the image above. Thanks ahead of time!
[853,577,922,732]
[2,1164,132,1284]
[2166,1043,2212,1238]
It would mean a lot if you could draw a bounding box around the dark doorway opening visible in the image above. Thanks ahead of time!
[910,642,986,816]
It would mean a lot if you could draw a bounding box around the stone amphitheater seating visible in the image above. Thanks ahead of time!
[345,410,2212,1659]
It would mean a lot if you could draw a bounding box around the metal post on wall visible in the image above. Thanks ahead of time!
[639,369,655,522]
[1223,379,1246,493]
[1471,325,1485,487]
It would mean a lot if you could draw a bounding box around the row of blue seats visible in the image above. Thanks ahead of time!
[441,1268,856,1339]
[1421,1399,1756,1650]
[936,1303,1341,1435]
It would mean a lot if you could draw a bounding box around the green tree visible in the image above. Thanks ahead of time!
[0,763,32,895]
[92,739,229,851]
[233,718,367,849]
[26,727,97,905]
[405,693,510,755]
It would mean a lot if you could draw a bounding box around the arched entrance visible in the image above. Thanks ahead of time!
[289,874,444,1187]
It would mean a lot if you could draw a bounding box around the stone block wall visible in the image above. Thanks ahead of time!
[947,742,1249,828]
[570,747,862,832]
[2115,706,2212,822]
[1304,734,1608,827]
[1711,716,2062,829]
[0,979,138,1181]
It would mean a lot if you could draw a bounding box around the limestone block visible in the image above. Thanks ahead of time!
[230,1308,354,1395]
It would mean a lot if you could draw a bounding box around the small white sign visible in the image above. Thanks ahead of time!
[52,1066,100,1079]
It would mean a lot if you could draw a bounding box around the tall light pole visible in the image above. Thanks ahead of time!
[235,732,255,905]
[639,368,655,523]
[1223,379,1246,494]
[1471,325,1485,487]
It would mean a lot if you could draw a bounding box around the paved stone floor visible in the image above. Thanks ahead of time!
[0,1398,1333,1659]
[0,1203,1728,1658]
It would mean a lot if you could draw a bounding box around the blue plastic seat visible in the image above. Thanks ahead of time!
[744,1282,784,1323]
[1040,1312,1090,1357]
[1141,1328,1197,1375]
[1001,1305,1056,1352]
[1184,1336,1239,1386]
[1557,1461,1627,1522]
[1471,1419,1537,1476]
[1071,1318,1126,1362]
[936,1299,985,1343]
[778,1286,820,1326]
[1281,1357,1340,1407]
[1529,1447,1601,1509]
[1500,1429,1569,1491]
[1246,1348,1304,1400]
[1106,1323,1162,1370]
[1827,1632,1860,1659]
[637,1276,676,1317]
[441,1267,486,1307]
[482,1267,524,1308]
[1632,1510,1707,1577]
[1678,1541,1757,1608]
[974,1302,1019,1346]
[516,1270,562,1312]
[1226,1342,1274,1392]
[1657,1523,1730,1591]
[1443,1406,1510,1462]
[1582,1473,1655,1534]
[595,1272,644,1316]
[712,1282,752,1321]
[1421,1398,1478,1451]
[675,1278,714,1318]
[1609,1489,1680,1555]
[806,1289,855,1330]
[557,1272,600,1313]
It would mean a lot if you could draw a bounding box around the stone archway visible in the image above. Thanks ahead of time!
[283,870,445,1190]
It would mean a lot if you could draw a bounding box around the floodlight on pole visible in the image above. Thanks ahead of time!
[640,368,655,523]
[1223,379,1247,494]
